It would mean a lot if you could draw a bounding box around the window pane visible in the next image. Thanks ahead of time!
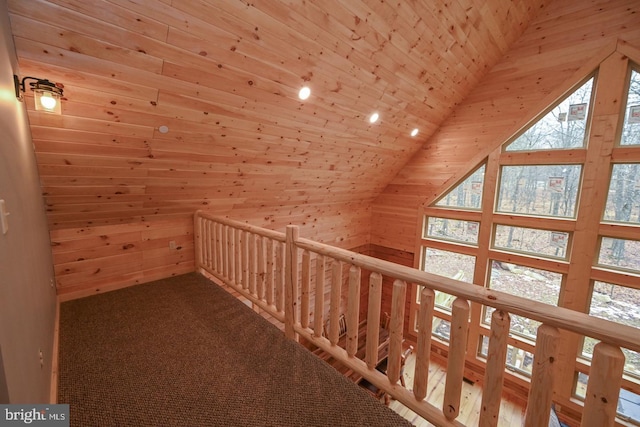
[603,164,640,224]
[583,337,640,380]
[422,248,475,283]
[506,78,593,151]
[575,372,640,423]
[416,286,458,311]
[435,165,485,210]
[485,261,562,339]
[494,225,569,259]
[597,237,640,273]
[478,336,534,377]
[432,317,451,341]
[497,165,581,218]
[581,281,640,377]
[421,248,475,311]
[425,217,479,245]
[621,70,640,146]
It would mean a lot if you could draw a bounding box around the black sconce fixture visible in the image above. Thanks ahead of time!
[14,75,64,115]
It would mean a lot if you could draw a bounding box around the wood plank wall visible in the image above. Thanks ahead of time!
[372,0,640,253]
[52,216,194,300]
[53,207,372,300]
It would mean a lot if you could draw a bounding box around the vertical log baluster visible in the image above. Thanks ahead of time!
[479,309,511,427]
[194,215,202,268]
[220,223,226,276]
[328,261,343,346]
[204,220,211,271]
[249,233,257,297]
[197,218,205,269]
[414,286,434,401]
[275,241,284,313]
[222,224,228,276]
[284,226,299,340]
[226,225,233,283]
[443,297,470,420]
[346,265,361,357]
[215,222,220,272]
[217,223,223,273]
[234,228,241,287]
[218,224,233,281]
[387,279,407,385]
[225,225,232,283]
[300,250,311,329]
[242,231,250,290]
[265,238,274,307]
[213,221,219,273]
[581,342,625,427]
[256,235,265,302]
[524,324,560,427]
[366,272,383,369]
[313,255,326,338]
[230,225,238,284]
[204,220,210,270]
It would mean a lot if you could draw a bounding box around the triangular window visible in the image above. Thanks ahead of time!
[434,164,485,210]
[506,77,595,151]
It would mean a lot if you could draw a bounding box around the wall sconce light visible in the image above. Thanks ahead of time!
[14,75,64,114]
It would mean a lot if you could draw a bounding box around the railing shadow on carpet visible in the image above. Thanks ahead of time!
[194,211,640,427]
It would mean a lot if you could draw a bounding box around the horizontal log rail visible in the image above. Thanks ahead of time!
[194,211,640,427]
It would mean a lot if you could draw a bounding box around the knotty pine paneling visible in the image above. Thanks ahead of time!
[8,0,544,236]
[372,0,640,253]
[52,216,195,300]
[51,206,372,299]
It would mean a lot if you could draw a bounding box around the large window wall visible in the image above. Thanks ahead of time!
[410,56,640,423]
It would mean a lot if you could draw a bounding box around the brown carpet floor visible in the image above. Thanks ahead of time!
[58,272,413,426]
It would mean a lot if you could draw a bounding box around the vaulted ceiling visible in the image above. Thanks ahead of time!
[7,0,547,230]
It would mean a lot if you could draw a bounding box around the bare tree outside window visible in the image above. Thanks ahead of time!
[506,78,594,151]
[497,165,581,218]
[435,165,485,209]
[620,70,640,146]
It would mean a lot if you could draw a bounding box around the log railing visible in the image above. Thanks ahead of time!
[194,211,640,427]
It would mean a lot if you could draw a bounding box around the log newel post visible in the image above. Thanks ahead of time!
[284,225,299,341]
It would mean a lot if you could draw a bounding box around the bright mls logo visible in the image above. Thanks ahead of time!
[1,405,69,426]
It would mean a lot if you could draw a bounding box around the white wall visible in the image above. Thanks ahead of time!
[0,0,57,403]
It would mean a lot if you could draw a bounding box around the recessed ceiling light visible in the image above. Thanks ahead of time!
[369,112,379,124]
[298,86,311,100]
[411,128,419,137]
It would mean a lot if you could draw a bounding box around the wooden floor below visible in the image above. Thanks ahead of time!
[388,352,526,426]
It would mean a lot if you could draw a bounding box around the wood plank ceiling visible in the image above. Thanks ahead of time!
[7,0,547,230]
